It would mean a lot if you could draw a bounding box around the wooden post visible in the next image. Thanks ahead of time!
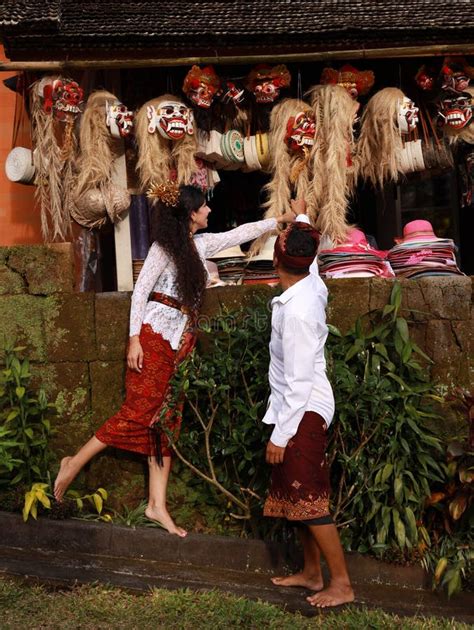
[111,153,133,291]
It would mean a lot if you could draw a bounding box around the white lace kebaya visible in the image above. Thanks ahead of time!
[129,218,278,349]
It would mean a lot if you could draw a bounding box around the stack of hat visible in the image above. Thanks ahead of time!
[243,235,279,285]
[208,245,246,284]
[318,228,395,278]
[388,220,463,278]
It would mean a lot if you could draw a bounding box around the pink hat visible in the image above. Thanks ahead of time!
[395,220,442,244]
[320,228,388,258]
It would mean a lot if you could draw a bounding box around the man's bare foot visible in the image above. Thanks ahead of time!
[271,572,323,591]
[145,506,187,538]
[307,582,354,608]
[54,457,76,502]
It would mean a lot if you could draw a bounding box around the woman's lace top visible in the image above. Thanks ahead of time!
[129,217,278,349]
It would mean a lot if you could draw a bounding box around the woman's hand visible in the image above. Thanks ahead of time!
[127,336,144,373]
[278,209,297,224]
[278,198,307,224]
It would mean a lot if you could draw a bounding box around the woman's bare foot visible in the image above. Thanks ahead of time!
[307,582,354,608]
[54,457,76,502]
[271,572,323,591]
[145,506,187,538]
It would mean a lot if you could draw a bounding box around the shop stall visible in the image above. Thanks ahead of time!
[1,2,473,289]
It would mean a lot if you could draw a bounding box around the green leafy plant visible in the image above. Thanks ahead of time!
[420,390,473,596]
[22,482,109,522]
[160,300,274,534]
[0,342,56,487]
[326,282,446,557]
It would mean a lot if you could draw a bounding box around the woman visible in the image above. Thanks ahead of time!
[54,183,302,536]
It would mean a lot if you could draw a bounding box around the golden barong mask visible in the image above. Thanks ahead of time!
[438,91,473,129]
[106,101,134,138]
[182,65,221,108]
[285,110,316,154]
[147,101,194,140]
[397,97,419,134]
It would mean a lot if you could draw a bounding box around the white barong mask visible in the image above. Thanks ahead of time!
[397,97,419,134]
[147,101,194,140]
[106,101,134,138]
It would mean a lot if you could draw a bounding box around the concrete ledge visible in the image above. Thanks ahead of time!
[0,511,428,589]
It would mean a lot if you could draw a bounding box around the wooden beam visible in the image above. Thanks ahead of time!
[1,44,474,71]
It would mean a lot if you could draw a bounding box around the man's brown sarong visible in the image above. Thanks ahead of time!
[264,411,331,521]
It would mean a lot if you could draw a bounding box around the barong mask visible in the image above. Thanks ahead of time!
[182,65,221,108]
[437,91,473,129]
[246,64,291,104]
[52,79,84,118]
[440,57,474,93]
[40,77,84,119]
[106,101,134,138]
[415,65,436,92]
[147,101,194,140]
[397,97,419,134]
[285,110,316,154]
[320,64,375,100]
[222,81,245,105]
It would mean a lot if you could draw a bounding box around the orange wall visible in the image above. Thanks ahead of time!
[0,45,42,245]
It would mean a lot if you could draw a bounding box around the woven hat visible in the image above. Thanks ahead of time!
[5,147,35,184]
[70,185,130,229]
[243,136,261,171]
[248,235,278,262]
[210,245,245,259]
[221,130,245,164]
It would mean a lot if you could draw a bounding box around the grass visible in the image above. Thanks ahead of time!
[0,578,468,630]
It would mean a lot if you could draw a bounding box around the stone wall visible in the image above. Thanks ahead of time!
[1,244,472,507]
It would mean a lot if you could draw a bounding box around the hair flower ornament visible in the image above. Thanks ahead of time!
[146,180,180,206]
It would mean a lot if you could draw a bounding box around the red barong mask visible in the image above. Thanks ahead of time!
[437,91,473,129]
[285,110,316,154]
[320,64,375,99]
[246,64,291,104]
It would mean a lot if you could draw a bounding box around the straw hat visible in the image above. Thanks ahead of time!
[247,235,277,262]
[5,147,35,184]
[210,244,245,259]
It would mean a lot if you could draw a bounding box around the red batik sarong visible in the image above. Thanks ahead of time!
[95,324,182,457]
[263,411,331,521]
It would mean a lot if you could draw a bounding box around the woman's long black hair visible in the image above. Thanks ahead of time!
[150,185,207,309]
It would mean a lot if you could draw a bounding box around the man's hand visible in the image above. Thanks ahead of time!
[291,198,306,216]
[127,336,144,373]
[266,440,286,465]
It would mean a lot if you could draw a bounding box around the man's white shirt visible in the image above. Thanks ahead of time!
[262,215,335,448]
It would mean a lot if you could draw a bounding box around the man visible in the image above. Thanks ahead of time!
[262,204,354,608]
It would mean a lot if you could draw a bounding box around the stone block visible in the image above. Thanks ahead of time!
[426,320,462,387]
[417,277,471,320]
[0,265,26,295]
[44,293,96,362]
[95,292,130,360]
[0,294,50,361]
[326,279,370,333]
[30,362,92,456]
[85,452,146,510]
[6,243,74,295]
[89,360,126,430]
[368,278,394,312]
